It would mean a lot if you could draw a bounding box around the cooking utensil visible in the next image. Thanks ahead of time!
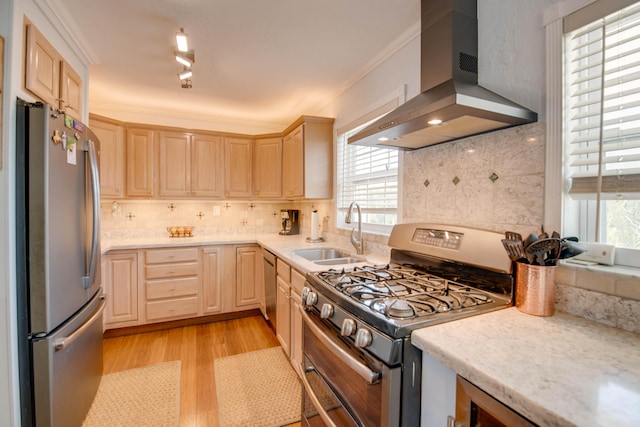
[501,239,528,263]
[539,225,548,239]
[505,231,522,242]
[526,238,561,265]
[523,234,539,263]
[545,239,562,266]
[559,240,587,259]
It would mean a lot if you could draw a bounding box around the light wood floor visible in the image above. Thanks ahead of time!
[102,315,300,427]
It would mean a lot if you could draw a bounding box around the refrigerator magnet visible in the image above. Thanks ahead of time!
[66,140,77,165]
[52,130,63,145]
[64,114,74,129]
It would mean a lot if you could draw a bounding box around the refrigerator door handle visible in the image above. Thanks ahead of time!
[54,296,105,351]
[82,139,101,289]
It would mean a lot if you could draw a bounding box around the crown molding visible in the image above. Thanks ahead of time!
[34,0,100,64]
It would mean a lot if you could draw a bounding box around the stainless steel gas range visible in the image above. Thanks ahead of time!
[300,223,515,427]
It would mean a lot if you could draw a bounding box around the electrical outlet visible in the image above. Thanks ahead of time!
[213,206,220,216]
[571,242,615,265]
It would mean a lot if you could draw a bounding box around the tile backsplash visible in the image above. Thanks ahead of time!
[101,199,334,239]
[402,122,545,237]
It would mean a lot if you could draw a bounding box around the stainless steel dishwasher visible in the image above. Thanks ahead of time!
[262,248,277,332]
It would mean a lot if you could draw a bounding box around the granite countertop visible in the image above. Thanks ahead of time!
[101,233,388,274]
[412,307,640,427]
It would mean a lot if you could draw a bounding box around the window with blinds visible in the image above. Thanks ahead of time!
[564,0,640,251]
[336,122,398,234]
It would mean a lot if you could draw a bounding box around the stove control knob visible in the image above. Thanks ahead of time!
[320,303,334,319]
[301,287,310,301]
[340,319,357,337]
[354,329,373,348]
[304,291,318,307]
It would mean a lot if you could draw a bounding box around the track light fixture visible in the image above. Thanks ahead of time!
[175,51,195,67]
[176,28,189,52]
[175,28,195,88]
[178,68,193,80]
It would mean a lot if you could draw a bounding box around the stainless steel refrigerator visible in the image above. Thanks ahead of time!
[16,100,105,426]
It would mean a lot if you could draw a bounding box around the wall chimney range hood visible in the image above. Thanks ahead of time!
[348,0,537,150]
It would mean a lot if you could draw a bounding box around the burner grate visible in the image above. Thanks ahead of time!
[314,264,495,320]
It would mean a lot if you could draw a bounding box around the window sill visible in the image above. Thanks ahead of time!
[556,261,640,301]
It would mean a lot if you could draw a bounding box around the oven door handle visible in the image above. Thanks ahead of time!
[302,309,380,384]
[301,366,339,427]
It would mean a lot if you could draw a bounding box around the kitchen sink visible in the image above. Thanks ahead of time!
[313,257,364,265]
[292,248,365,265]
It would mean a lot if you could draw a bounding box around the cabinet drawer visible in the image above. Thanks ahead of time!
[146,297,199,321]
[146,277,198,300]
[276,258,291,282]
[291,269,306,294]
[145,247,198,264]
[145,262,198,279]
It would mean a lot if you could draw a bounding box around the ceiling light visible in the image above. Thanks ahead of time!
[178,68,193,80]
[176,28,189,52]
[428,119,443,125]
[175,51,195,67]
[378,137,389,142]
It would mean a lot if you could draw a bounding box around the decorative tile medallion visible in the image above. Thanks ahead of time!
[489,172,499,183]
[452,176,460,185]
[423,179,430,188]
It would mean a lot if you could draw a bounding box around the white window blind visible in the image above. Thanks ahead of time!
[564,0,640,253]
[565,1,640,197]
[337,122,398,233]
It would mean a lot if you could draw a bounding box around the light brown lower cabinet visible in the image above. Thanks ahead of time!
[103,252,138,327]
[103,244,262,330]
[144,247,200,322]
[289,269,305,376]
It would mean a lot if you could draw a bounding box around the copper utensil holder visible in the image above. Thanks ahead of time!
[515,263,557,317]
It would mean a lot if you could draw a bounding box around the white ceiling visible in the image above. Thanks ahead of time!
[59,0,420,133]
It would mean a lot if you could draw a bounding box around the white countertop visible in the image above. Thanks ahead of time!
[412,307,640,427]
[101,233,388,274]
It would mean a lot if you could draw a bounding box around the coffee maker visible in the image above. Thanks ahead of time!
[279,209,300,235]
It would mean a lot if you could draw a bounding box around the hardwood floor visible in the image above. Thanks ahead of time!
[102,314,300,427]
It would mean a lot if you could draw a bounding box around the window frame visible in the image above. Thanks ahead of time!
[544,0,640,268]
[335,96,403,236]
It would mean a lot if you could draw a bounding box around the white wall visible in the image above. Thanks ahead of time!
[1,1,17,424]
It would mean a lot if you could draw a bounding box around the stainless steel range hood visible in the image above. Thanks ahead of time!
[348,0,537,150]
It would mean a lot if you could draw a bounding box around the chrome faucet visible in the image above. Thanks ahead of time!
[345,201,364,255]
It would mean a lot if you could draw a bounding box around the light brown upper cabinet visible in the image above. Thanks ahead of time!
[126,128,155,198]
[25,23,83,118]
[225,137,253,198]
[282,117,334,199]
[158,131,224,198]
[91,116,125,199]
[254,137,283,199]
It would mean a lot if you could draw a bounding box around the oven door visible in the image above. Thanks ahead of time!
[301,309,401,427]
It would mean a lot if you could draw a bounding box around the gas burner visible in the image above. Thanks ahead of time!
[312,263,498,321]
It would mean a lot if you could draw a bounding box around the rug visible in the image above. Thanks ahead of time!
[214,347,302,427]
[82,361,181,427]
